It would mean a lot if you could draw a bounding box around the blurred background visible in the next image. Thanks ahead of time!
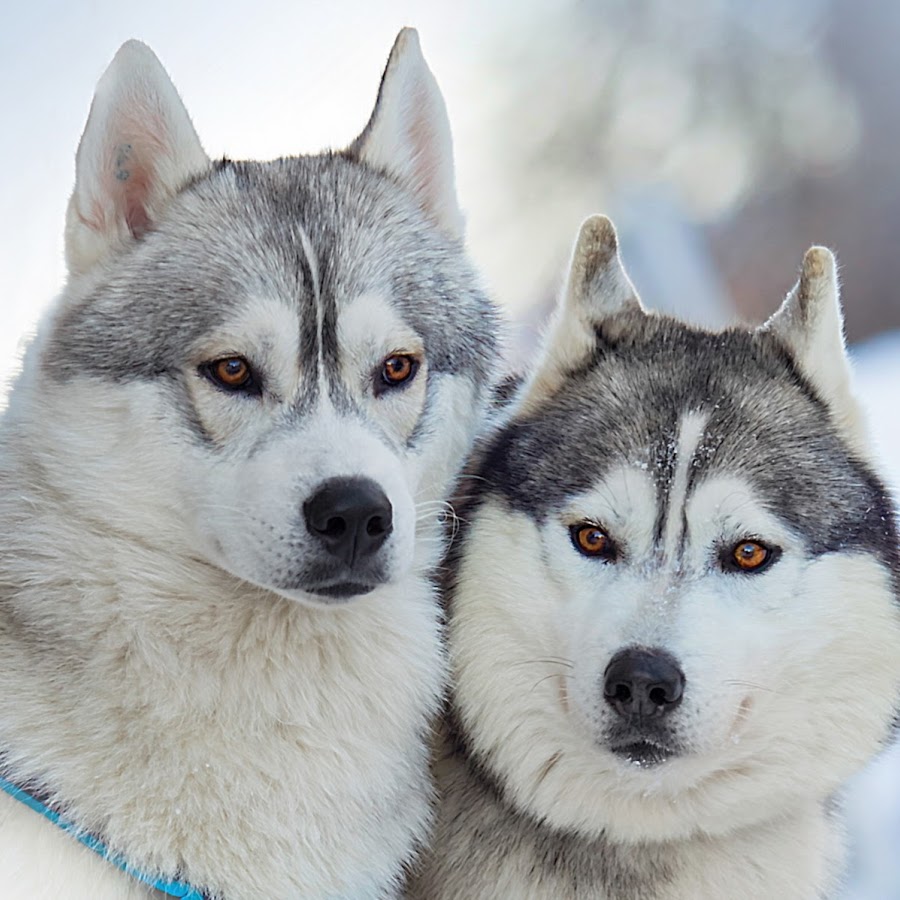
[1,0,899,895]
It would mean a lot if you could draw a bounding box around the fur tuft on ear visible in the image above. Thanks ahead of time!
[766,247,841,343]
[566,214,642,316]
[65,40,210,276]
[518,215,643,413]
[763,247,871,458]
[348,28,464,241]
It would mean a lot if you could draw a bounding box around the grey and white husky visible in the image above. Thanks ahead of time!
[408,216,900,900]
[0,30,497,900]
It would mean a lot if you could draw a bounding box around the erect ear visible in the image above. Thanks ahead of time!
[518,215,644,414]
[347,28,464,242]
[65,40,210,276]
[763,247,871,457]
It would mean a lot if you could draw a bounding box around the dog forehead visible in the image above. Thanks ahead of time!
[43,153,495,385]
[485,324,800,508]
[482,320,898,573]
[189,156,497,378]
[167,154,460,309]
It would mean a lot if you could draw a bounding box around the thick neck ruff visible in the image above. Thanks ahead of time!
[0,773,209,899]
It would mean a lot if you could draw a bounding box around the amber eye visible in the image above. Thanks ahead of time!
[379,353,419,389]
[201,357,259,394]
[731,541,772,573]
[570,523,616,560]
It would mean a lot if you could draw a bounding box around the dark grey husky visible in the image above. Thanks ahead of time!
[409,215,900,900]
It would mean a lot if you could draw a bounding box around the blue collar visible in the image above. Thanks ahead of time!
[0,773,209,899]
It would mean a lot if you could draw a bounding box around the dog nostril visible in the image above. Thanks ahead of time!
[648,686,668,706]
[366,515,387,537]
[321,516,347,538]
[611,683,632,704]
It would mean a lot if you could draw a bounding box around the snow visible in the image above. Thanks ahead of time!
[841,332,900,899]
[852,332,900,492]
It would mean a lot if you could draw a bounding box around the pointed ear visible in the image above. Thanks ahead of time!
[518,215,644,413]
[348,28,464,241]
[763,247,871,457]
[65,40,210,276]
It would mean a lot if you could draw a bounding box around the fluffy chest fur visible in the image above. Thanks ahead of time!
[0,515,443,899]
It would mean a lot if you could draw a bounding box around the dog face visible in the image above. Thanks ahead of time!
[449,216,900,843]
[20,35,497,607]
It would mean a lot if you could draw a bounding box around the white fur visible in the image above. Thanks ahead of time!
[337,292,428,443]
[436,468,900,897]
[518,214,642,416]
[353,28,464,241]
[0,299,448,900]
[660,411,708,561]
[763,246,873,462]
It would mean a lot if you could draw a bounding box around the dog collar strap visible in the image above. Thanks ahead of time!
[0,774,208,899]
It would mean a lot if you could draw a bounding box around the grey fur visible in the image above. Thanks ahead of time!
[409,719,675,900]
[47,154,496,409]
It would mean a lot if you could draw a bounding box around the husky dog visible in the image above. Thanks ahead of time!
[0,30,497,900]
[408,216,900,900]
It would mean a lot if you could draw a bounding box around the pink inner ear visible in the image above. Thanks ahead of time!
[106,111,171,240]
[120,151,153,239]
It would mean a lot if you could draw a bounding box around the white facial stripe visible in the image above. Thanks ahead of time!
[661,412,709,562]
[296,223,325,391]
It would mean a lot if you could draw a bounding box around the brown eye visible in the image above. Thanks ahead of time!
[380,353,419,389]
[571,524,616,560]
[201,357,259,394]
[731,541,772,572]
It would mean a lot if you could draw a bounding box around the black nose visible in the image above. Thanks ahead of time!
[303,477,393,566]
[603,647,685,719]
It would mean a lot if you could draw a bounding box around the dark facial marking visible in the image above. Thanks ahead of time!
[473,313,900,581]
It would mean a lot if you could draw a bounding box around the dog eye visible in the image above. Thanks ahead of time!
[570,523,617,561]
[200,357,260,395]
[378,353,419,391]
[726,540,777,574]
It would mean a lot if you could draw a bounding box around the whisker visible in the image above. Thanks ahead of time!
[723,679,778,695]
[530,672,573,694]
[510,657,575,669]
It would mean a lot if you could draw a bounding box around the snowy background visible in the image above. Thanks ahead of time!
[844,336,900,899]
[1,0,899,895]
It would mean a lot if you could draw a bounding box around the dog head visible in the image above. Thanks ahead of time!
[15,33,497,606]
[449,215,900,843]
